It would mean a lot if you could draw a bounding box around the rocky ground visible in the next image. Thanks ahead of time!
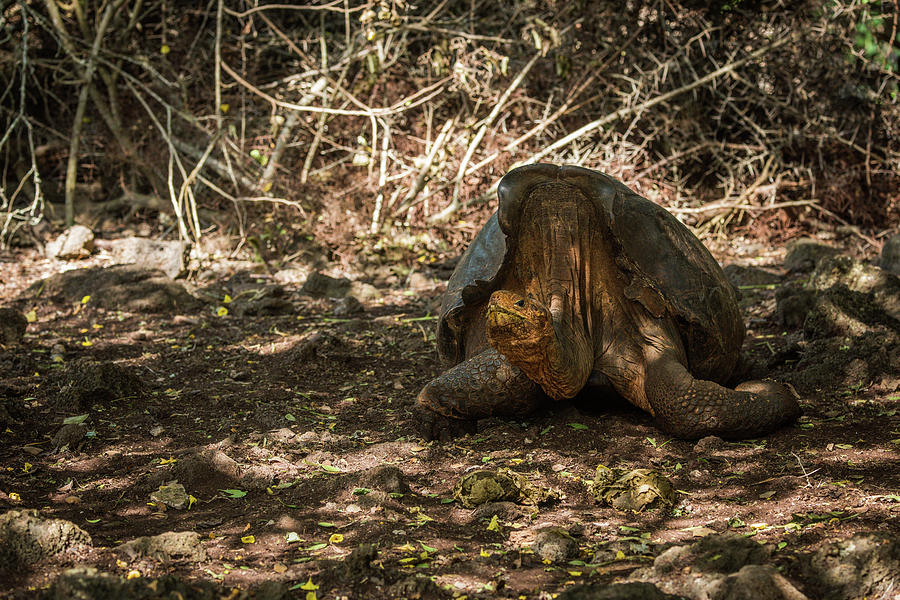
[0,228,898,600]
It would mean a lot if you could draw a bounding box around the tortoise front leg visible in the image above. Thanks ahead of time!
[644,355,801,439]
[416,348,544,441]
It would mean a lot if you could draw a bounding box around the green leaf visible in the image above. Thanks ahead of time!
[352,488,371,496]
[63,414,89,425]
[220,489,247,498]
[321,464,341,473]
[317,522,336,528]
[304,542,328,551]
[568,423,589,430]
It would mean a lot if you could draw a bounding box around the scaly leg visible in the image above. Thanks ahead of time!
[644,354,801,439]
[416,348,544,441]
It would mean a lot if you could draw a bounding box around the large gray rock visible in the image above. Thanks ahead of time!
[800,534,900,600]
[46,225,94,260]
[105,237,189,279]
[0,509,91,566]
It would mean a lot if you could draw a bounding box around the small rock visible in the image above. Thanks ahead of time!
[533,527,578,562]
[693,435,726,454]
[880,233,900,276]
[406,271,433,292]
[116,531,207,562]
[784,238,841,273]
[472,501,526,523]
[52,423,88,452]
[775,287,816,329]
[339,543,378,579]
[361,465,410,494]
[297,431,319,443]
[273,267,309,285]
[0,308,27,345]
[300,272,351,298]
[388,575,439,599]
[333,296,363,316]
[349,281,381,302]
[45,225,94,259]
[268,427,297,442]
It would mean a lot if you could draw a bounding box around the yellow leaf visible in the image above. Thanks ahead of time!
[81,295,91,304]
[300,578,319,590]
[568,570,582,576]
[480,548,491,557]
[159,457,177,465]
[305,593,317,600]
[262,181,273,193]
[9,492,20,502]
[220,103,230,113]
[25,310,36,323]
[329,533,344,544]
[160,44,170,55]
[116,559,128,569]
[223,294,232,303]
[22,463,33,473]
[81,338,92,347]
[217,306,228,317]
[188,495,197,509]
[396,543,416,552]
[126,570,141,579]
[615,550,626,560]
[241,535,256,544]
[92,323,103,329]
[273,563,287,573]
[486,515,500,531]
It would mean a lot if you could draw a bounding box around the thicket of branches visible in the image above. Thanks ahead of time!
[1,0,898,256]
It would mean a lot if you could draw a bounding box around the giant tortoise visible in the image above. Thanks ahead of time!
[417,164,800,440]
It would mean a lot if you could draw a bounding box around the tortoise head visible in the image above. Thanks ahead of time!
[485,290,553,353]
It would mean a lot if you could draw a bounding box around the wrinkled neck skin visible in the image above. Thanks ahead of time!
[486,295,592,400]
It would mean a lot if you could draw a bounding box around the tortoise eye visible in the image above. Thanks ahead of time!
[514,299,526,308]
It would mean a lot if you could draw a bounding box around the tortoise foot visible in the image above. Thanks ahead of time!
[414,405,477,442]
[646,357,802,439]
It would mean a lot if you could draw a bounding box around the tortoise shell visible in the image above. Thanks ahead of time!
[436,164,743,380]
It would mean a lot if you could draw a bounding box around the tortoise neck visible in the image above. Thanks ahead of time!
[497,316,592,401]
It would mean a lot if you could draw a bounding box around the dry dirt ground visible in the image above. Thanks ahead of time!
[0,231,898,600]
